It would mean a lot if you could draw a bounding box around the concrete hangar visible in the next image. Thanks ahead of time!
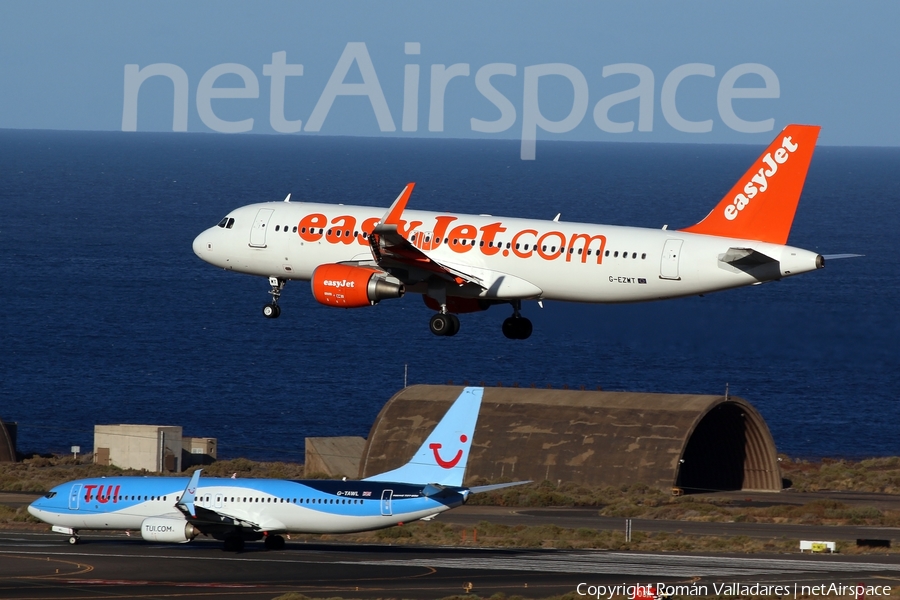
[345,385,781,492]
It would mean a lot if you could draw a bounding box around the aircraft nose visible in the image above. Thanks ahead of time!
[27,502,42,519]
[193,230,213,260]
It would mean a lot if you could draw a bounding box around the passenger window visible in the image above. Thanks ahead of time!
[605,250,610,257]
[614,251,619,257]
[632,252,637,259]
[345,230,350,237]
[642,253,646,259]
[275,225,280,231]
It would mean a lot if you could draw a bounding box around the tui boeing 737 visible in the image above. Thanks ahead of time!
[29,387,520,551]
[193,124,851,339]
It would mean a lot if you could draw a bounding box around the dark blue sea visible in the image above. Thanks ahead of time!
[1,130,897,462]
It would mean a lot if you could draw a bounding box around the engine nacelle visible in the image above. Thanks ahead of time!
[311,264,404,308]
[140,517,199,543]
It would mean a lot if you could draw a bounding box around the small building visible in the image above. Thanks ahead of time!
[182,436,217,468]
[94,425,183,473]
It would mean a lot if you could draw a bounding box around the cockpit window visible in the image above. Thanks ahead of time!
[44,491,57,499]
[217,218,228,228]
[226,218,235,229]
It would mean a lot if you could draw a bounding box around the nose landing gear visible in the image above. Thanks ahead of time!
[263,277,285,319]
[502,300,533,340]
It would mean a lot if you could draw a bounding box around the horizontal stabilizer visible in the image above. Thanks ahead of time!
[719,247,777,267]
[468,481,533,494]
[822,253,863,260]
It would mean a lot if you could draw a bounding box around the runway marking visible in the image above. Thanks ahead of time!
[342,551,900,577]
[0,554,93,580]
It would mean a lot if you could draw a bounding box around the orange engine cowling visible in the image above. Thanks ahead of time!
[311,264,404,308]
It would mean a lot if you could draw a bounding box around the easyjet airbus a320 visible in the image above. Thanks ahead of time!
[194,124,847,339]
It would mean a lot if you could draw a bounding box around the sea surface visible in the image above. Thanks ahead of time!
[1,130,898,462]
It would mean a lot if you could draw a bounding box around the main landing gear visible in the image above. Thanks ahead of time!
[427,300,533,340]
[263,277,285,319]
[502,301,533,340]
[429,312,460,336]
[264,534,286,550]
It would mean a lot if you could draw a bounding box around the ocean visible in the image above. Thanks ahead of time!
[1,129,897,462]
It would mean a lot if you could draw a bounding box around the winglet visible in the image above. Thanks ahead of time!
[681,124,820,244]
[176,469,202,518]
[380,183,416,226]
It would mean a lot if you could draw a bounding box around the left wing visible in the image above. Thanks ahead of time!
[369,184,486,288]
[175,470,264,532]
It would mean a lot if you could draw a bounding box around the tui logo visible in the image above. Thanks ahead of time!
[429,434,468,469]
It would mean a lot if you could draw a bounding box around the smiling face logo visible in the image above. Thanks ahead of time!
[429,434,468,469]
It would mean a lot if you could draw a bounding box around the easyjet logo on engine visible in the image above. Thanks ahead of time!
[724,135,799,221]
[296,213,607,264]
[323,279,355,288]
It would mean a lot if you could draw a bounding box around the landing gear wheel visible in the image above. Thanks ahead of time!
[446,314,460,336]
[264,534,286,550]
[223,536,244,552]
[262,277,285,319]
[429,313,452,336]
[68,535,79,545]
[502,316,533,340]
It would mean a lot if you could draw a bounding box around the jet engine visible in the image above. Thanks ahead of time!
[140,517,199,543]
[311,264,404,308]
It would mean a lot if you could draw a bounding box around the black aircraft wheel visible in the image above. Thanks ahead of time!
[264,534,286,550]
[502,317,533,340]
[502,317,517,339]
[429,313,451,336]
[446,314,460,336]
[223,536,244,552]
[273,305,281,318]
[262,304,280,319]
[517,317,533,340]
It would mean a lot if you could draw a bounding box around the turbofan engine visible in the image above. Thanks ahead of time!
[311,264,404,308]
[140,517,199,543]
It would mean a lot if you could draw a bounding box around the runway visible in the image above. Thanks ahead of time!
[1,530,899,599]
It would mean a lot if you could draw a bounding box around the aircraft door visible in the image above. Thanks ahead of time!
[249,208,275,248]
[69,484,81,510]
[380,490,393,516]
[660,239,684,280]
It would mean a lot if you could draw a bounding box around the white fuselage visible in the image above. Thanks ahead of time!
[29,477,457,535]
[192,202,822,303]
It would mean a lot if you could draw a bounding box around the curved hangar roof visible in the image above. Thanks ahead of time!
[359,385,781,492]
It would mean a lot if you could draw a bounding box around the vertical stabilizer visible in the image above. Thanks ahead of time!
[681,124,820,244]
[364,387,483,486]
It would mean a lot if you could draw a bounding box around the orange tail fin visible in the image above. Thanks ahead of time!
[681,124,820,244]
